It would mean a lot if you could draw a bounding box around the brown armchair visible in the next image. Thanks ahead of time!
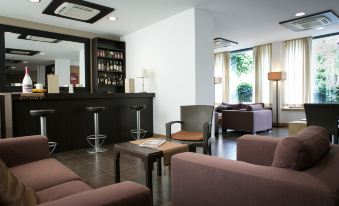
[166,105,214,155]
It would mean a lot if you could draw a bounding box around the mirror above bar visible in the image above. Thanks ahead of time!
[0,24,90,92]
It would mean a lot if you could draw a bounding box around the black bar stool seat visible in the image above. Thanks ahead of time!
[130,105,146,111]
[30,109,55,117]
[86,107,105,113]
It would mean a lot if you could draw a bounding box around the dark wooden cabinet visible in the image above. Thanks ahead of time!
[92,38,126,93]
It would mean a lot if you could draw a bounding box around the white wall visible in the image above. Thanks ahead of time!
[195,9,214,105]
[121,8,214,134]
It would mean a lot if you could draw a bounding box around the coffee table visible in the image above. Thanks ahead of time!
[113,139,197,193]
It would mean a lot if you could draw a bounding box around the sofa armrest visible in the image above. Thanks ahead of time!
[39,181,151,206]
[166,121,183,139]
[0,135,50,167]
[237,135,280,166]
[172,152,336,206]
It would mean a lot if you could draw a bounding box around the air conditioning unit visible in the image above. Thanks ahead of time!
[55,2,100,21]
[280,10,339,32]
[43,0,114,23]
[214,38,238,49]
[292,16,331,30]
[18,34,60,43]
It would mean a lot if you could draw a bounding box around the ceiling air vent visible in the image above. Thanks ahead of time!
[280,10,339,32]
[55,3,100,21]
[43,0,114,23]
[18,34,60,43]
[214,38,238,49]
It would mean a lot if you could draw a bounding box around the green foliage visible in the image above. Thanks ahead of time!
[237,83,253,102]
[231,52,253,76]
[314,53,339,103]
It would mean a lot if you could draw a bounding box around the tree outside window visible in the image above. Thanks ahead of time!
[312,35,339,103]
[230,50,254,103]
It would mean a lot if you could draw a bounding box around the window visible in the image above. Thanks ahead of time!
[311,34,339,103]
[214,54,223,104]
[229,50,254,103]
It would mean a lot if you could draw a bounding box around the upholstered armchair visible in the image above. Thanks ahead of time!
[172,126,339,206]
[166,105,214,155]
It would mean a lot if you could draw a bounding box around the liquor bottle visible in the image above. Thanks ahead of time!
[22,66,33,93]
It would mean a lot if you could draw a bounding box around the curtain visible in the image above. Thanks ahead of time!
[214,52,230,103]
[254,43,272,105]
[282,37,312,107]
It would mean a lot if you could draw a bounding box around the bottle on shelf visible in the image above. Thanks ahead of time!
[22,66,33,93]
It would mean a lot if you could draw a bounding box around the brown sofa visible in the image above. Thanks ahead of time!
[217,103,272,134]
[0,135,151,206]
[172,126,339,206]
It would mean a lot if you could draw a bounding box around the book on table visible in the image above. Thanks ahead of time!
[139,139,166,148]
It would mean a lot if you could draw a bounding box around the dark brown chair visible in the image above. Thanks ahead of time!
[304,103,339,144]
[166,105,214,155]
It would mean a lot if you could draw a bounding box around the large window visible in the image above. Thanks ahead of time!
[229,50,254,103]
[311,34,339,103]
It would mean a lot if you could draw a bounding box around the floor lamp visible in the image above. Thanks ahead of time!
[268,72,286,127]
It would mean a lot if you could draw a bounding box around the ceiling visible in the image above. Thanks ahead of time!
[0,0,339,52]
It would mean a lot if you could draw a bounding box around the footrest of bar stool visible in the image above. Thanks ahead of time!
[86,134,107,147]
[48,141,57,154]
[130,129,147,140]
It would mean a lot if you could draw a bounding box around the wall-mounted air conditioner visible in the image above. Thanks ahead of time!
[280,10,339,32]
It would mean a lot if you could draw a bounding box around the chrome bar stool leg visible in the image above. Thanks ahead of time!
[86,107,107,154]
[130,105,147,140]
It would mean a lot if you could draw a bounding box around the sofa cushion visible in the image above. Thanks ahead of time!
[272,126,330,171]
[246,104,263,111]
[0,159,37,206]
[36,180,92,203]
[215,103,231,113]
[171,131,203,141]
[10,158,81,191]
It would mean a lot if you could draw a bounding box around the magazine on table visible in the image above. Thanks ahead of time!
[139,139,166,148]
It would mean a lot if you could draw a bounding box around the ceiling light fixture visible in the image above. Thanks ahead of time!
[295,12,306,17]
[39,52,45,55]
[316,27,325,30]
[107,16,118,21]
[28,0,41,3]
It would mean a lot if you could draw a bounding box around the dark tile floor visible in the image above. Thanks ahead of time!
[54,127,288,206]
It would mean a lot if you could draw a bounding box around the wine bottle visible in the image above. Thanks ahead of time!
[22,66,33,93]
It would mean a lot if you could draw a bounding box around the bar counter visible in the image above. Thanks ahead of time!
[10,93,155,152]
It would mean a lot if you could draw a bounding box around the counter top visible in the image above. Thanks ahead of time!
[11,92,155,100]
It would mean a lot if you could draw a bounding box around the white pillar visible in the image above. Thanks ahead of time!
[36,65,45,86]
[55,59,71,86]
[79,49,85,87]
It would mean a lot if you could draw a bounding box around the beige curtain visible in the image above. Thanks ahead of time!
[282,37,312,107]
[215,52,231,102]
[254,44,272,105]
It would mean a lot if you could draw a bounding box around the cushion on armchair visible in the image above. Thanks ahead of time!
[245,104,263,111]
[171,131,203,141]
[0,159,37,206]
[272,126,330,171]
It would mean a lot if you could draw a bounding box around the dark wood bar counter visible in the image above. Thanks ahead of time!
[11,93,155,152]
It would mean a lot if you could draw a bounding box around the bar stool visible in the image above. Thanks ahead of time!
[130,105,147,140]
[86,107,107,154]
[29,109,57,154]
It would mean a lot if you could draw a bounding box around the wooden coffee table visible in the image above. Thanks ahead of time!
[113,139,197,194]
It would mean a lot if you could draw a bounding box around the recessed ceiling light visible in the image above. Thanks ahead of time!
[295,12,306,17]
[23,61,28,64]
[107,16,118,21]
[316,27,325,30]
[39,52,45,55]
[28,0,41,3]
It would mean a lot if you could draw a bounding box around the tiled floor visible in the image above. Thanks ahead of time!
[54,127,288,206]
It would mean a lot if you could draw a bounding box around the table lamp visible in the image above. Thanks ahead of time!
[137,68,148,93]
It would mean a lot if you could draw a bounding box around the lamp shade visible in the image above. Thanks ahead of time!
[137,68,148,78]
[214,77,222,84]
[268,72,286,81]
